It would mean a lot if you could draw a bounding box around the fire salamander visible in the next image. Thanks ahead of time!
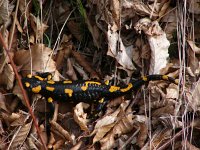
[22,73,178,112]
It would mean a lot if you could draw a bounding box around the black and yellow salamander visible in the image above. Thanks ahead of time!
[22,73,178,106]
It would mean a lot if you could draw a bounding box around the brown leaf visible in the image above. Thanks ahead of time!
[92,106,121,143]
[8,121,32,149]
[187,82,200,111]
[0,0,14,25]
[0,92,9,112]
[100,132,115,150]
[67,21,82,41]
[107,25,135,75]
[30,14,48,42]
[149,128,172,149]
[133,115,147,147]
[188,0,200,14]
[72,51,99,79]
[19,0,31,19]
[92,101,133,149]
[50,120,73,143]
[73,102,90,131]
[135,18,170,74]
[0,63,15,90]
[161,9,177,39]
[166,84,179,99]
[187,41,199,74]
[14,44,56,76]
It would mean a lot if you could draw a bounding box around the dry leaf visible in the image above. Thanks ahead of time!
[50,120,73,143]
[100,107,134,149]
[187,82,200,111]
[14,44,56,75]
[8,121,32,149]
[161,8,177,39]
[19,0,31,18]
[149,128,172,149]
[188,0,200,14]
[166,84,179,99]
[187,40,199,74]
[67,21,82,41]
[187,40,200,54]
[92,101,133,149]
[0,63,15,90]
[0,0,14,26]
[65,58,78,80]
[30,14,48,42]
[132,115,147,147]
[107,24,135,75]
[92,112,119,143]
[135,18,170,74]
[72,51,99,79]
[137,122,148,148]
[73,102,90,131]
[0,93,9,112]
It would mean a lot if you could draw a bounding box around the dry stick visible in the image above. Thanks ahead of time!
[0,33,47,150]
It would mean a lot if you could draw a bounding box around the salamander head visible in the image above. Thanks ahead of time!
[22,74,43,94]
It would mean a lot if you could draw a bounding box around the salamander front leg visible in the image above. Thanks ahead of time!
[46,97,55,136]
[47,97,55,118]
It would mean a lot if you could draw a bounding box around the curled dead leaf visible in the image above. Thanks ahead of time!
[73,102,90,131]
[135,18,170,74]
[107,24,135,75]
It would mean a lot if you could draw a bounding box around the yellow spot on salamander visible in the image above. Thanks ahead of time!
[25,82,30,87]
[34,75,44,81]
[120,83,133,92]
[63,80,72,84]
[98,98,104,103]
[46,86,55,92]
[142,76,148,81]
[47,80,55,84]
[27,74,32,78]
[162,75,169,80]
[109,86,120,92]
[81,81,101,91]
[64,89,73,97]
[104,80,109,85]
[81,86,87,91]
[48,97,53,103]
[47,75,52,80]
[32,85,41,93]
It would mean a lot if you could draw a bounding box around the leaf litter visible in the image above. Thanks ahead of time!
[0,0,199,149]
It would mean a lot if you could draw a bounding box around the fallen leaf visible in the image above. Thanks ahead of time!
[135,18,170,74]
[14,44,56,76]
[30,14,48,42]
[8,121,32,149]
[0,93,9,112]
[107,24,135,75]
[0,63,15,90]
[73,102,90,131]
[188,0,200,14]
